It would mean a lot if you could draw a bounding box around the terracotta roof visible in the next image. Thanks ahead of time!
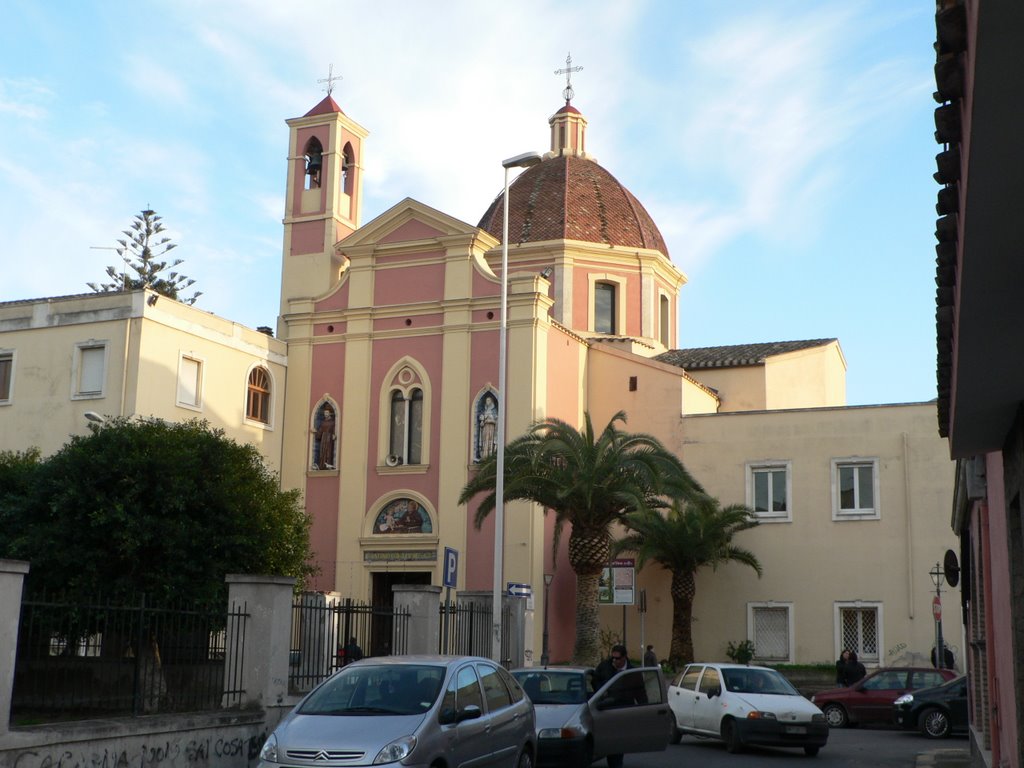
[477,155,668,255]
[655,339,837,369]
[304,95,345,117]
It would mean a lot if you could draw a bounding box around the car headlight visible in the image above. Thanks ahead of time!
[812,714,825,723]
[893,694,914,706]
[538,726,584,739]
[259,734,278,763]
[374,735,416,764]
[745,711,777,720]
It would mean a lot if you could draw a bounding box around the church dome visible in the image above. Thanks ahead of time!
[477,154,668,255]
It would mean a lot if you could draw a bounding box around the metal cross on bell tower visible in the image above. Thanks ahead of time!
[318,63,343,96]
[554,52,583,105]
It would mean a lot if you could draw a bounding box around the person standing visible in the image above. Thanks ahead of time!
[593,645,632,768]
[643,644,658,667]
[845,651,866,685]
[835,649,852,685]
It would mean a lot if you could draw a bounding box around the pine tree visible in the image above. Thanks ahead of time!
[87,209,202,305]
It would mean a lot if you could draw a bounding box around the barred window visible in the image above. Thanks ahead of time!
[749,603,792,662]
[838,604,881,664]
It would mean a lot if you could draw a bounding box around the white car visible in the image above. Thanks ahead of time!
[668,663,828,756]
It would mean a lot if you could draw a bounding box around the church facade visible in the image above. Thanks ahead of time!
[273,88,959,666]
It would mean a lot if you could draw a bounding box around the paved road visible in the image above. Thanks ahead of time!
[617,727,969,768]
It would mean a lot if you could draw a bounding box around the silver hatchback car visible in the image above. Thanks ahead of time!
[259,655,536,768]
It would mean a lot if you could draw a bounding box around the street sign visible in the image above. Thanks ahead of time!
[507,582,532,598]
[442,547,458,588]
[932,596,942,621]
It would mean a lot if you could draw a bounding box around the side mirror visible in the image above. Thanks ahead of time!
[707,686,721,699]
[457,704,483,723]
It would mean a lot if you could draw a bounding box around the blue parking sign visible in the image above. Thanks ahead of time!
[443,547,458,588]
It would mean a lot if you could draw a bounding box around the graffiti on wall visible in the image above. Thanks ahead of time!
[12,732,267,768]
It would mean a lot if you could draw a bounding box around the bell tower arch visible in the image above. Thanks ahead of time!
[280,91,368,313]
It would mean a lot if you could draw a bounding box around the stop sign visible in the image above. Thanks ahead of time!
[932,596,942,620]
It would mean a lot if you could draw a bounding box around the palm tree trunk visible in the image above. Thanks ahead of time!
[669,570,696,667]
[574,571,601,666]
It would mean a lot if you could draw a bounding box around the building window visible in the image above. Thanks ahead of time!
[0,350,13,403]
[749,603,793,663]
[659,295,670,346]
[595,282,617,334]
[72,342,107,399]
[304,137,323,190]
[746,462,791,522]
[836,603,882,664]
[389,388,423,465]
[832,458,880,519]
[177,355,203,409]
[246,366,272,424]
[473,390,499,463]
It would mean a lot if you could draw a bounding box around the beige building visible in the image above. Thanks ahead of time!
[0,290,287,470]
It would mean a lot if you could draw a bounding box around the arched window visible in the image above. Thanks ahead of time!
[388,387,423,465]
[473,390,499,463]
[311,401,337,470]
[341,142,355,195]
[304,137,323,190]
[246,367,271,424]
[595,282,617,334]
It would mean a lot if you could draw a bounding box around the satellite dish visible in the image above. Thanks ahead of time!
[943,549,960,587]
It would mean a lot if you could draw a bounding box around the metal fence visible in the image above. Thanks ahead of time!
[11,593,248,723]
[439,600,516,666]
[288,595,410,694]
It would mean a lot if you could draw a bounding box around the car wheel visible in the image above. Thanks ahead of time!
[670,719,683,745]
[920,707,951,739]
[804,746,820,756]
[578,739,593,768]
[822,703,848,728]
[517,747,534,768]
[722,719,743,754]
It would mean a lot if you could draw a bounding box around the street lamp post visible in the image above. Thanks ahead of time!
[929,562,945,669]
[492,151,543,664]
[541,573,554,667]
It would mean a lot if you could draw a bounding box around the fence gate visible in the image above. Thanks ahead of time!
[289,593,409,694]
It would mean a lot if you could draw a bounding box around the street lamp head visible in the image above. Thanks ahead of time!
[929,562,945,588]
[544,573,554,586]
[84,411,105,424]
[502,152,543,170]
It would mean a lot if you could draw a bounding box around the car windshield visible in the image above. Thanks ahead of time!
[299,664,445,716]
[512,670,591,705]
[722,668,800,696]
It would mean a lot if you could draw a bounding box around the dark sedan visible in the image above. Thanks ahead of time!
[893,675,968,738]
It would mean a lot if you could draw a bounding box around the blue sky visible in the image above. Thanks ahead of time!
[0,1,938,406]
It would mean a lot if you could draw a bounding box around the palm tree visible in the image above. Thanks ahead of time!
[615,497,762,668]
[458,410,703,665]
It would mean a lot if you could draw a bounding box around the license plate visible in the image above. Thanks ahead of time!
[785,726,807,734]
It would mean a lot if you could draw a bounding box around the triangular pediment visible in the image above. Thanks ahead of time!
[337,197,494,251]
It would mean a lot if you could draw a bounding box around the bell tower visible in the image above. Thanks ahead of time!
[279,88,368,314]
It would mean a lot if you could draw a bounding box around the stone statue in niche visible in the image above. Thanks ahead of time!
[476,393,498,461]
[313,404,337,470]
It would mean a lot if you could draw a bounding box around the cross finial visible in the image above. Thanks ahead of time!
[554,52,583,105]
[318,63,343,97]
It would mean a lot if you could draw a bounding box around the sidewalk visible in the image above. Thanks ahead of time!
[915,747,971,768]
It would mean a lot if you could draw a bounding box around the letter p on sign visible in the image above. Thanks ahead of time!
[443,547,458,588]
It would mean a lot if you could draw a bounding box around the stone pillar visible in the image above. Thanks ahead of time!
[456,590,525,667]
[225,574,295,708]
[0,560,29,734]
[393,584,441,655]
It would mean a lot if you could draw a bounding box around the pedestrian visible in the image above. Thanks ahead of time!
[593,644,632,768]
[845,651,866,685]
[643,644,658,667]
[340,636,363,666]
[835,648,852,685]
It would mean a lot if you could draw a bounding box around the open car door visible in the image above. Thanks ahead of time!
[589,668,672,760]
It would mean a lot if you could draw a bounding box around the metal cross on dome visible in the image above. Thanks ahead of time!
[318,63,343,96]
[554,52,583,105]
